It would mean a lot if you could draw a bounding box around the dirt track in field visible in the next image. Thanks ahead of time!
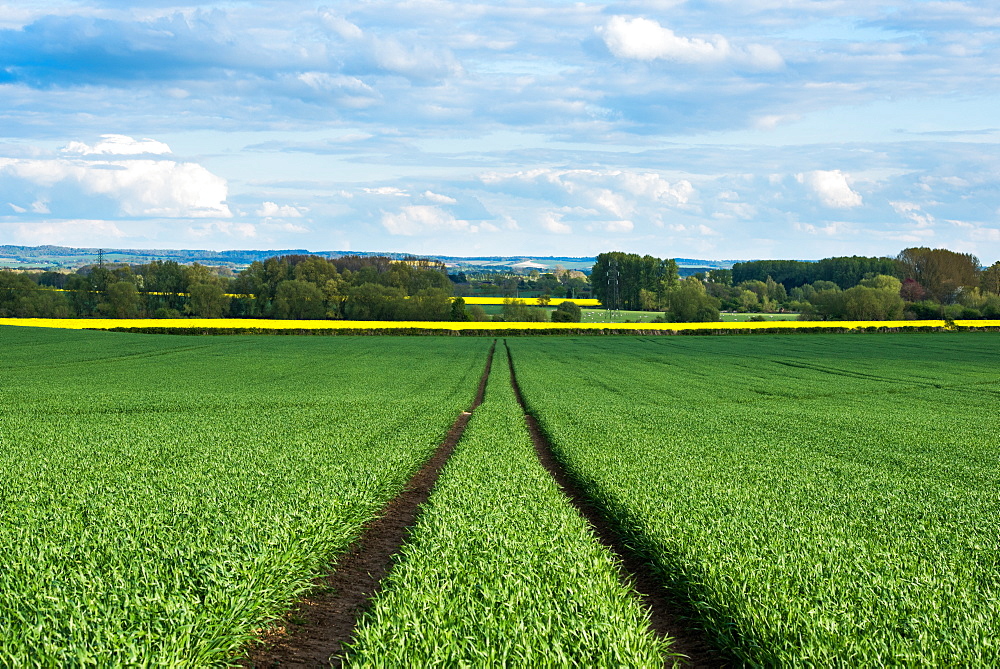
[503,339,728,669]
[240,341,495,668]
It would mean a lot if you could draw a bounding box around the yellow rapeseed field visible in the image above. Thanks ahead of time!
[458,297,600,306]
[4,318,999,331]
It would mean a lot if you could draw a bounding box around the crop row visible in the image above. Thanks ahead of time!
[345,344,666,666]
[0,327,490,665]
[510,334,1000,665]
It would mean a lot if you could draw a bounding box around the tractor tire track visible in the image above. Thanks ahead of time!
[242,341,496,668]
[503,339,727,669]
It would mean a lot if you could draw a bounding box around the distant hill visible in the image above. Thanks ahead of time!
[0,244,743,274]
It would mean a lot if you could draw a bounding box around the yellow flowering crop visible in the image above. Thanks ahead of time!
[458,297,600,306]
[4,317,999,331]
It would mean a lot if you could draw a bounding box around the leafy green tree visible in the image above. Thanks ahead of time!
[343,284,407,320]
[187,282,230,318]
[981,261,1000,296]
[842,286,904,320]
[551,301,582,322]
[272,280,326,319]
[737,290,760,313]
[499,298,547,322]
[859,274,903,293]
[406,288,452,320]
[450,297,471,321]
[0,271,72,317]
[664,277,721,322]
[897,247,979,303]
[293,255,340,286]
[100,281,141,318]
[591,252,679,310]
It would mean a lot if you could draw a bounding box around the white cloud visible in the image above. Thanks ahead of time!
[423,190,457,204]
[598,16,782,69]
[257,201,304,218]
[62,134,172,156]
[602,220,634,233]
[794,221,854,236]
[539,211,572,234]
[320,13,364,41]
[970,227,1000,242]
[0,154,231,218]
[381,205,469,235]
[620,172,694,205]
[363,186,409,196]
[890,201,934,228]
[188,220,258,239]
[796,170,863,209]
[14,219,125,246]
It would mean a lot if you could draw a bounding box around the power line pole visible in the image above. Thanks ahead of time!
[607,257,621,321]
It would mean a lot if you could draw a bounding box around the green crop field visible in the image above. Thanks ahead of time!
[347,344,665,666]
[511,334,1000,665]
[2,325,999,666]
[0,326,489,665]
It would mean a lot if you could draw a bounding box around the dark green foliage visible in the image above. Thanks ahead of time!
[591,252,679,310]
[551,301,582,322]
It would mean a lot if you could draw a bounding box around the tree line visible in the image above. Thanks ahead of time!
[0,255,472,321]
[730,248,1000,320]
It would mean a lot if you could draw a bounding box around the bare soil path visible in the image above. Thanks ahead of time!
[503,339,728,669]
[241,341,496,668]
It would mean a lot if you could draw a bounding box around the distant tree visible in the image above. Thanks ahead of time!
[707,269,733,286]
[859,274,903,293]
[450,296,471,321]
[273,280,326,319]
[591,252,678,310]
[406,288,452,320]
[899,278,926,302]
[293,255,339,286]
[897,247,979,303]
[536,294,551,306]
[663,277,721,322]
[737,289,759,313]
[981,261,1000,296]
[187,282,230,318]
[469,304,489,322]
[638,288,659,311]
[842,285,904,320]
[342,284,407,320]
[101,281,141,318]
[551,301,582,322]
[500,298,546,322]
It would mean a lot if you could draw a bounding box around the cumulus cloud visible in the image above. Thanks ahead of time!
[481,168,695,213]
[63,134,171,156]
[891,201,934,228]
[597,16,782,69]
[539,211,572,234]
[796,170,863,209]
[423,190,457,204]
[257,201,304,218]
[381,205,469,235]
[0,136,231,219]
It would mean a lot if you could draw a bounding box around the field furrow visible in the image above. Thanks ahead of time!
[345,343,667,667]
[0,327,490,665]
[510,334,1000,666]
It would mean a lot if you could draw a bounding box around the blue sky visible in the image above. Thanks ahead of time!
[1,0,999,262]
